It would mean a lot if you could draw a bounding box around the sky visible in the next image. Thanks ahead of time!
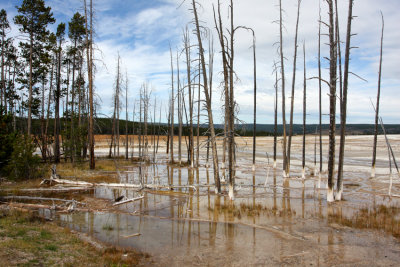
[1,0,399,124]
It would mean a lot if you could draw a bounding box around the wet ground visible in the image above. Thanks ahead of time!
[7,135,400,266]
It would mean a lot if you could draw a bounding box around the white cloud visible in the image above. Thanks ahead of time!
[3,0,399,124]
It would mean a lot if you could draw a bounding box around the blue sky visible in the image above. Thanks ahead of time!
[1,0,399,124]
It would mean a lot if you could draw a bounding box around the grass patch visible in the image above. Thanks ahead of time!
[328,204,400,238]
[0,207,151,266]
[44,244,58,251]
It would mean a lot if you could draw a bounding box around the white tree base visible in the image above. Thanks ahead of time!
[317,173,322,189]
[371,167,376,178]
[335,188,343,201]
[301,168,305,179]
[228,184,234,200]
[327,188,335,202]
[252,164,256,172]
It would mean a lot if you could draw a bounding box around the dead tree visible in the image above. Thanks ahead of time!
[318,2,323,183]
[371,12,384,178]
[227,0,236,199]
[84,0,95,169]
[302,42,306,179]
[279,0,288,177]
[327,0,337,202]
[169,47,175,164]
[287,0,302,174]
[183,28,194,167]
[196,53,200,167]
[336,0,354,201]
[177,51,182,165]
[191,0,221,193]
[213,0,229,170]
[125,71,129,160]
[251,30,257,171]
[273,62,278,168]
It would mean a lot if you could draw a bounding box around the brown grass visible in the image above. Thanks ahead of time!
[328,204,400,238]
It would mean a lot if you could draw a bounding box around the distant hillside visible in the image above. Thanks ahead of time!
[24,117,399,136]
[214,123,400,136]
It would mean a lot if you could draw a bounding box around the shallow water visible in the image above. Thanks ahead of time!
[36,135,400,265]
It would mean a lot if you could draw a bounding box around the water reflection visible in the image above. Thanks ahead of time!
[37,156,397,265]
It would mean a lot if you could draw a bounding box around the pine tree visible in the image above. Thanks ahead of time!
[14,0,55,135]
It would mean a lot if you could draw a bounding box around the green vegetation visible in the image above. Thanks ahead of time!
[0,208,151,266]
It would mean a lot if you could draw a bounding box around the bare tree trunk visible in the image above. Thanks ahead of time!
[191,0,221,193]
[207,35,214,169]
[184,28,194,167]
[273,64,278,169]
[70,40,77,162]
[227,0,237,199]
[44,61,55,161]
[327,0,337,202]
[109,104,115,158]
[302,42,306,179]
[318,3,323,184]
[213,1,229,172]
[336,0,354,201]
[279,0,288,178]
[196,54,200,168]
[287,0,301,174]
[177,51,182,165]
[84,0,95,169]
[54,35,63,163]
[27,32,33,135]
[169,47,174,164]
[166,101,170,154]
[371,12,384,178]
[125,71,129,160]
[116,56,120,158]
[252,31,257,172]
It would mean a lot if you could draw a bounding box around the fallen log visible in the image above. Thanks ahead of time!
[113,196,144,206]
[41,177,197,191]
[2,196,86,205]
[1,187,93,193]
[5,202,90,212]
[122,233,141,238]
[41,177,93,187]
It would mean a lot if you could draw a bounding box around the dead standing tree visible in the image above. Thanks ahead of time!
[336,0,354,201]
[125,70,129,160]
[251,30,257,172]
[371,12,384,178]
[326,0,337,202]
[84,0,95,169]
[287,0,302,175]
[169,47,175,164]
[213,0,229,171]
[273,62,278,169]
[183,28,194,167]
[302,42,306,179]
[278,0,288,178]
[318,2,323,184]
[191,0,221,194]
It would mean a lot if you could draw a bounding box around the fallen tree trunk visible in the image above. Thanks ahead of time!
[41,177,197,191]
[1,196,85,205]
[113,196,144,206]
